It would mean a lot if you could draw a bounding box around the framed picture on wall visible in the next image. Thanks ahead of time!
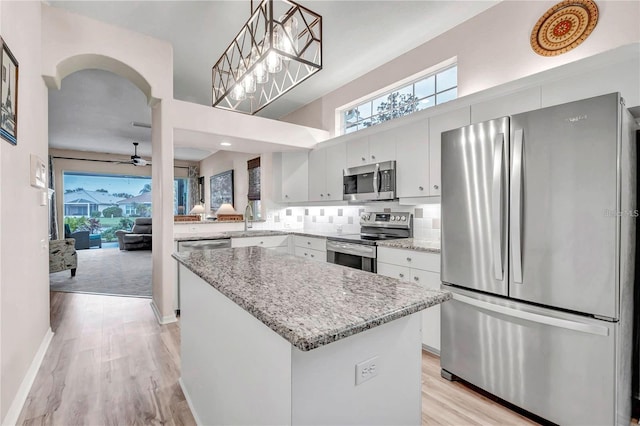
[210,169,234,213]
[0,37,18,145]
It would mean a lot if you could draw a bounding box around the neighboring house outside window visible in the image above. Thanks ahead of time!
[63,189,122,217]
[340,64,457,135]
[247,157,261,220]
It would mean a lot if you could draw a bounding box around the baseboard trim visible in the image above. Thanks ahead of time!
[150,300,177,325]
[422,343,440,356]
[2,328,54,426]
[179,377,203,426]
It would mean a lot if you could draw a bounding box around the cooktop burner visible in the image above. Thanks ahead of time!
[326,212,413,246]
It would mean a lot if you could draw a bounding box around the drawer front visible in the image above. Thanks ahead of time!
[378,247,440,272]
[293,235,326,252]
[409,269,441,289]
[294,247,326,262]
[231,235,289,248]
[377,262,410,281]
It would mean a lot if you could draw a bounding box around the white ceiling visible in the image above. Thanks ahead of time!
[47,0,499,160]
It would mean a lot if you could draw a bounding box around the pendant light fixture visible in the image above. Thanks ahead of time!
[212,0,322,115]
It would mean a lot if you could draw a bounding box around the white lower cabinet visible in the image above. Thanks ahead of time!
[293,235,327,262]
[294,246,326,262]
[378,247,441,353]
[231,235,290,254]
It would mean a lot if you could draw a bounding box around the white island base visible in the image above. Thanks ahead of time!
[179,267,423,425]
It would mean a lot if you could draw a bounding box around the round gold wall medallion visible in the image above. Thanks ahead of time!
[531,0,599,57]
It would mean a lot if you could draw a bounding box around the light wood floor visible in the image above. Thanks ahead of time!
[18,292,543,425]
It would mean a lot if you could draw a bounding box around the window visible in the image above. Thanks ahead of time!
[341,65,457,135]
[247,157,261,220]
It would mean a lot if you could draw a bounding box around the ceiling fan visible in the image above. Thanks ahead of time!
[118,142,150,166]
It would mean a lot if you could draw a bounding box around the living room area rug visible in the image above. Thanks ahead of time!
[49,248,152,298]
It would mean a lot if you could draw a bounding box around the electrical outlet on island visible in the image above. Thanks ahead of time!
[355,356,379,385]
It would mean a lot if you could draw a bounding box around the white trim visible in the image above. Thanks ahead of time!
[1,328,54,426]
[179,377,203,426]
[150,300,177,325]
[422,344,440,357]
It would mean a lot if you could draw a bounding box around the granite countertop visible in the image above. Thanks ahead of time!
[377,238,441,254]
[173,247,451,351]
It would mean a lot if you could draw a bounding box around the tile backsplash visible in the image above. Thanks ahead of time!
[254,202,441,242]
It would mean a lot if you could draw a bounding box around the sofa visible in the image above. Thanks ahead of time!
[116,218,152,250]
[49,238,78,277]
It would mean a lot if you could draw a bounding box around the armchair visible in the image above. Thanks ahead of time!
[64,224,90,250]
[115,218,152,250]
[49,238,77,277]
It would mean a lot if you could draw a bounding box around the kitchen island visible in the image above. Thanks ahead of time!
[173,247,450,425]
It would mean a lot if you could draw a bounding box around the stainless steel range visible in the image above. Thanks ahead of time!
[326,212,412,273]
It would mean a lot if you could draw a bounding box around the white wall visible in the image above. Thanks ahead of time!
[282,0,640,134]
[0,1,50,423]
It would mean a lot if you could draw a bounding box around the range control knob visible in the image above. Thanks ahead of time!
[401,216,406,221]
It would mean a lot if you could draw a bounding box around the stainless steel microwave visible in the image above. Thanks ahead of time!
[343,160,396,201]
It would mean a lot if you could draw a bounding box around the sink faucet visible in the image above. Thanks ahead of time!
[244,203,253,231]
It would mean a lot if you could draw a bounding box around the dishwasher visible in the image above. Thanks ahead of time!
[175,239,231,314]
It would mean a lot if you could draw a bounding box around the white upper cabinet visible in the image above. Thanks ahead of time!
[281,151,309,202]
[346,131,396,168]
[324,143,346,201]
[428,106,470,196]
[307,148,326,202]
[307,143,346,202]
[471,87,541,123]
[346,135,370,168]
[395,119,430,198]
[367,128,397,164]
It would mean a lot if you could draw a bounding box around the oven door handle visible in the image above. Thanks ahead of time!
[327,241,376,258]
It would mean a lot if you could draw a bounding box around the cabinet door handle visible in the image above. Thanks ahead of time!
[361,157,366,161]
[399,273,404,278]
[433,185,439,190]
[260,241,264,244]
[304,252,308,256]
[307,241,311,245]
[419,186,424,191]
[406,257,412,262]
[414,276,419,282]
[327,193,330,197]
[310,254,315,258]
[285,194,289,198]
[371,155,376,160]
[320,194,324,197]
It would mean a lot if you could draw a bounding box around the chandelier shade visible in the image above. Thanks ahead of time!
[212,0,322,115]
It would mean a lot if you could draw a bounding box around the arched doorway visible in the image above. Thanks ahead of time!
[44,50,176,324]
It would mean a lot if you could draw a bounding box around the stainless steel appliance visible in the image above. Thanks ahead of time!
[440,93,636,425]
[175,238,232,313]
[327,212,412,272]
[343,161,396,201]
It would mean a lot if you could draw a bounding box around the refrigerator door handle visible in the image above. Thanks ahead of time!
[491,133,504,281]
[511,129,524,283]
[452,293,610,336]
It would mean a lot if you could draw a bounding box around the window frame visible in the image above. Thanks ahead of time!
[339,63,458,135]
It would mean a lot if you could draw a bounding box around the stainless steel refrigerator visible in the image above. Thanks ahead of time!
[440,93,636,425]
